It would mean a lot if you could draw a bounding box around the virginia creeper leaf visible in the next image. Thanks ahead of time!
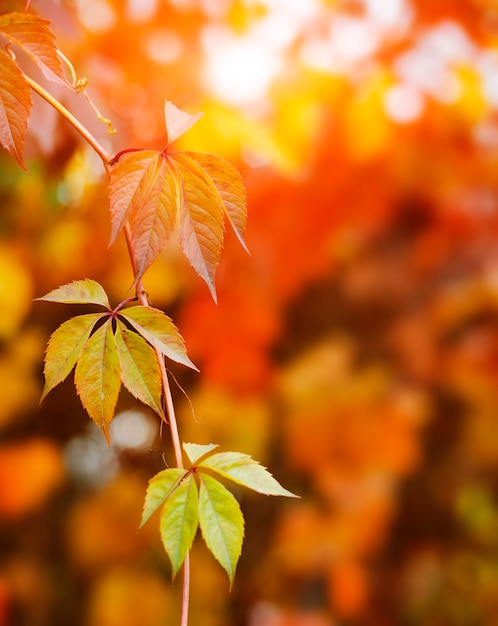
[119,305,197,370]
[41,312,104,402]
[199,452,299,498]
[74,320,121,442]
[172,157,225,302]
[183,151,248,251]
[0,12,68,86]
[198,473,244,587]
[0,48,31,171]
[115,319,165,420]
[160,472,199,579]
[36,279,111,308]
[141,467,186,527]
[108,151,178,282]
[183,442,219,465]
[164,99,203,147]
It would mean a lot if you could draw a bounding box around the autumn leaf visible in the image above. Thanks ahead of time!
[141,467,200,578]
[36,279,111,308]
[182,151,248,251]
[41,313,104,402]
[164,99,203,147]
[141,467,186,527]
[142,443,295,586]
[108,150,178,282]
[38,281,195,441]
[108,102,247,300]
[115,319,165,420]
[0,12,68,86]
[160,473,199,579]
[74,320,121,442]
[198,473,244,587]
[199,451,299,498]
[0,48,31,171]
[172,156,225,302]
[183,442,219,465]
[119,305,197,370]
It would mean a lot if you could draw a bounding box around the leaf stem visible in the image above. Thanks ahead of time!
[181,555,191,626]
[123,221,191,626]
[23,73,112,166]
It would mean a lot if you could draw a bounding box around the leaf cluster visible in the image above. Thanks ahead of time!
[38,279,195,442]
[141,443,298,585]
[109,101,248,300]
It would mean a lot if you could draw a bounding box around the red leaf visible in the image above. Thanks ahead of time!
[0,12,68,86]
[108,150,178,282]
[0,48,31,171]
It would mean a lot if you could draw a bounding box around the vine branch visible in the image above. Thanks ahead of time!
[26,70,192,626]
[23,73,111,166]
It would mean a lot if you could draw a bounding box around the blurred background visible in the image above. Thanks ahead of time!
[2,0,498,624]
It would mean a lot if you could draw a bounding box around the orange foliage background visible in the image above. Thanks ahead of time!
[2,0,498,625]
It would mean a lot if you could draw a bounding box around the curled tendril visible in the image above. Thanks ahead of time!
[57,50,116,135]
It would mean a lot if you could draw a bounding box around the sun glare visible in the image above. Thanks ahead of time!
[203,28,283,106]
[202,0,321,107]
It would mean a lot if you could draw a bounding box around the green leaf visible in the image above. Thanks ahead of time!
[172,156,225,303]
[36,279,111,308]
[198,473,244,587]
[0,48,31,172]
[41,313,104,402]
[199,452,299,498]
[141,467,186,527]
[160,472,199,579]
[183,151,248,252]
[119,305,197,370]
[183,442,219,465]
[164,99,203,147]
[0,12,68,86]
[115,319,165,420]
[74,320,121,442]
[108,150,178,282]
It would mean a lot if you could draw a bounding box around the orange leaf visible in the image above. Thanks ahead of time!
[171,155,225,302]
[183,151,248,251]
[108,150,178,282]
[0,48,31,171]
[0,12,68,86]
